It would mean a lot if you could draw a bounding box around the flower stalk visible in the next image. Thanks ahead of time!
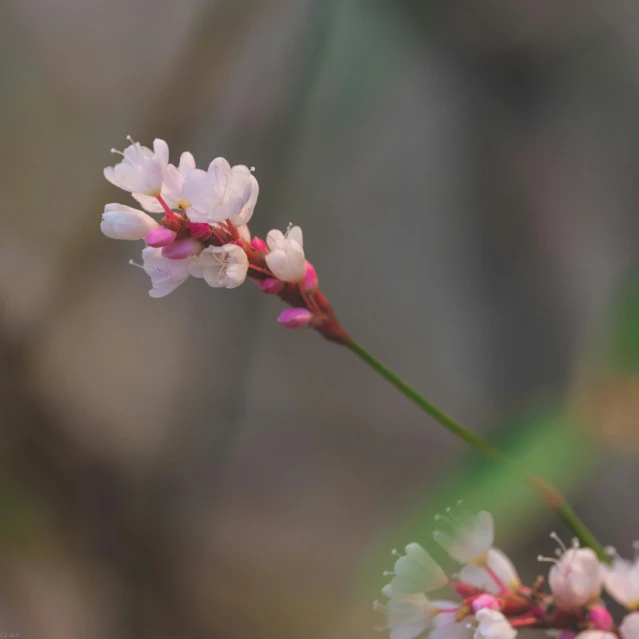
[345,338,608,563]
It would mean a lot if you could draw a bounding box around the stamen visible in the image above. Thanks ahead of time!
[382,571,395,576]
[129,259,144,269]
[250,166,256,172]
[550,532,567,553]
[391,549,401,557]
[110,148,124,156]
[126,134,135,144]
[537,555,558,564]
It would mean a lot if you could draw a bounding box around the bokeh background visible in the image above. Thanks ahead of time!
[2,1,639,637]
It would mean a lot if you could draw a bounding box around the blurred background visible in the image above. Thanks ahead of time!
[2,0,639,637]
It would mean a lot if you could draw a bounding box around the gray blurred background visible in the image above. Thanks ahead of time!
[2,1,639,637]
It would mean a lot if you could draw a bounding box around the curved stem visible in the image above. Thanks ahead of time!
[345,338,607,561]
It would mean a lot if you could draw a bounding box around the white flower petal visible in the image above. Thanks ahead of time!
[620,612,639,639]
[101,203,158,240]
[603,556,639,610]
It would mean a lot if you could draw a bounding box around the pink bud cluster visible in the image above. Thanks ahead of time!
[376,506,639,639]
[101,137,349,342]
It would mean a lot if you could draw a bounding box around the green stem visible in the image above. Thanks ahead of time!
[346,338,608,562]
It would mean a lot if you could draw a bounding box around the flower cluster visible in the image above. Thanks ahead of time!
[101,137,348,342]
[376,505,639,639]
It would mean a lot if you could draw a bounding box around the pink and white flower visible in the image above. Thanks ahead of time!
[265,225,306,282]
[547,541,603,611]
[134,151,196,212]
[189,244,249,289]
[104,137,169,195]
[101,203,158,240]
[183,157,252,224]
[473,609,516,639]
[136,247,190,298]
[619,611,639,639]
[603,546,639,610]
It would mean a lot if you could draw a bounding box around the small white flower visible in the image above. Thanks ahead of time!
[228,165,259,226]
[433,509,494,564]
[101,203,158,240]
[381,593,439,639]
[189,244,249,289]
[430,601,473,639]
[104,137,169,195]
[603,547,639,610]
[136,247,190,298]
[620,611,639,639]
[473,609,516,639]
[183,157,252,224]
[546,539,603,610]
[265,225,306,282]
[385,543,448,595]
[575,633,617,639]
[134,151,196,212]
[459,548,521,594]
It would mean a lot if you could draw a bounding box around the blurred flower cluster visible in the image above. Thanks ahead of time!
[101,137,346,340]
[376,506,639,638]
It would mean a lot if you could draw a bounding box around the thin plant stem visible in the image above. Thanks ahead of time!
[345,338,608,562]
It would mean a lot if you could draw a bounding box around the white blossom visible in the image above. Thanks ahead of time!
[547,545,603,610]
[189,244,249,289]
[620,611,639,639]
[459,548,521,594]
[473,609,516,639]
[134,151,196,212]
[265,225,306,282]
[603,548,639,610]
[228,165,259,226]
[104,137,169,195]
[381,593,439,639]
[101,203,158,240]
[183,157,252,224]
[433,509,494,564]
[575,633,617,639]
[386,543,448,595]
[136,247,190,298]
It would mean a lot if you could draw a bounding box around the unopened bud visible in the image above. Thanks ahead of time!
[145,226,177,247]
[589,605,613,631]
[278,308,314,329]
[472,594,501,613]
[161,238,203,260]
[251,236,267,251]
[301,261,318,292]
[189,222,212,240]
[260,278,284,295]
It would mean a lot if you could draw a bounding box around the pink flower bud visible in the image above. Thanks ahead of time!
[251,236,267,251]
[472,594,501,613]
[278,308,314,329]
[161,238,203,260]
[301,261,318,292]
[189,222,212,240]
[260,278,284,295]
[589,605,614,631]
[145,226,177,247]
